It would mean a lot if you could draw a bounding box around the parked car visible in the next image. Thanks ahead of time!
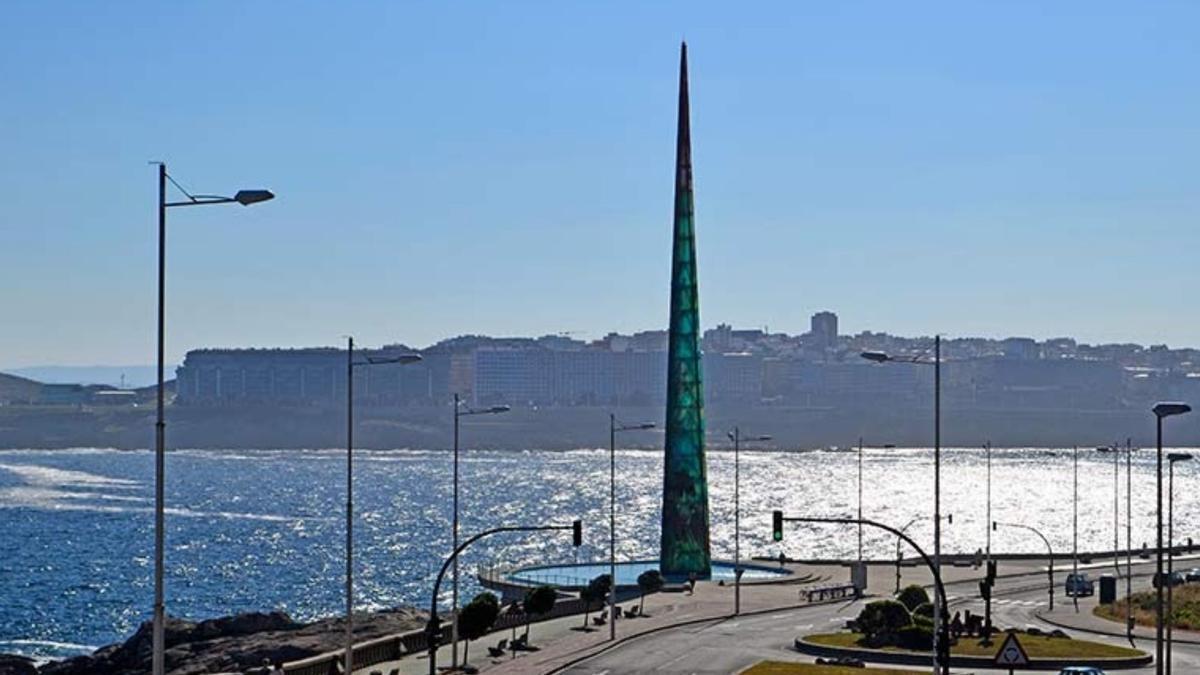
[1185,567,1200,583]
[1065,572,1095,597]
[1057,667,1106,675]
[1152,571,1187,588]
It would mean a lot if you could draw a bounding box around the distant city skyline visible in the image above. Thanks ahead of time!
[5,3,1200,367]
[11,309,1200,390]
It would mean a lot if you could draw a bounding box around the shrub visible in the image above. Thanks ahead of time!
[912,613,934,630]
[912,601,934,619]
[896,624,934,650]
[856,599,912,645]
[896,584,931,612]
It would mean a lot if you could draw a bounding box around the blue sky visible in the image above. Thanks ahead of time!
[3,1,1200,367]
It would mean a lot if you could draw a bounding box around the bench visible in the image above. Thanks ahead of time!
[804,584,857,603]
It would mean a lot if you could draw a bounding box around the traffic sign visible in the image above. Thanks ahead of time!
[994,631,1030,667]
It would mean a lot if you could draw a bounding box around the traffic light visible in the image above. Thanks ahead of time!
[979,579,991,601]
[986,560,997,583]
[772,510,784,542]
[572,519,582,547]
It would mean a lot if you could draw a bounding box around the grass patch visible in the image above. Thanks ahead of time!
[1095,584,1200,631]
[806,632,1142,658]
[742,663,919,675]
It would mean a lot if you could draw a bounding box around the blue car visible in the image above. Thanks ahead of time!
[1057,668,1106,675]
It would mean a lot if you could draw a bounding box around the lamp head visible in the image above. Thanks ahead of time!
[1153,402,1192,419]
[234,189,275,206]
[860,351,890,363]
[488,405,511,414]
[1168,453,1193,463]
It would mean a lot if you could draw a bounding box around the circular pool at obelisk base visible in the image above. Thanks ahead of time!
[501,559,790,591]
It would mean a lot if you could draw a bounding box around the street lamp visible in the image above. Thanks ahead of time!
[1073,445,1079,612]
[151,163,273,675]
[728,427,771,615]
[449,395,509,668]
[862,335,942,659]
[1167,451,1192,675]
[610,415,655,638]
[344,338,420,675]
[895,513,952,593]
[1153,401,1191,675]
[1098,439,1136,638]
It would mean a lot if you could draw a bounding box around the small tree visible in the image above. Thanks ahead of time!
[579,574,612,630]
[637,569,664,614]
[522,585,557,643]
[457,592,500,666]
[856,599,913,646]
[896,584,931,612]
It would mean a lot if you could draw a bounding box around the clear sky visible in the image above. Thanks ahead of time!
[3,1,1200,368]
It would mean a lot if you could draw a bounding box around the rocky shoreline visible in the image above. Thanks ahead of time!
[2,608,427,675]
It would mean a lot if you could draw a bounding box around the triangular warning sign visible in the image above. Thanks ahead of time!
[994,632,1031,666]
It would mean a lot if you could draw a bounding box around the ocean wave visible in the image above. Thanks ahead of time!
[0,463,140,490]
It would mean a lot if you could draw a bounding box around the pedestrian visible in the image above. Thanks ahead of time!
[687,571,697,595]
[269,660,285,675]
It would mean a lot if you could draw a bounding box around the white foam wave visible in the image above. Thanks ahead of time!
[0,463,140,489]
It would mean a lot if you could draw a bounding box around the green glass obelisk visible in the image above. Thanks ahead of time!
[660,42,711,581]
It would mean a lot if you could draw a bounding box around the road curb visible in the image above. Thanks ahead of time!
[792,635,1152,671]
[1035,610,1200,646]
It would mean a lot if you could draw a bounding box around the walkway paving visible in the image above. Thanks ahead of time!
[355,557,1035,675]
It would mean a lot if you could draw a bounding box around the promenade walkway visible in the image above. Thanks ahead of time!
[355,558,1029,675]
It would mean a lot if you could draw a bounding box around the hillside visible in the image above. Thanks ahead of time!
[0,372,42,404]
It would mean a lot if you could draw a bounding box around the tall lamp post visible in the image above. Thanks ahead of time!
[895,513,952,593]
[728,427,771,614]
[151,163,273,675]
[994,520,1056,610]
[862,335,942,658]
[610,415,655,638]
[344,339,420,675]
[1153,401,1190,675]
[1100,439,1137,637]
[985,441,992,567]
[450,395,509,667]
[1073,445,1079,611]
[1167,451,1192,675]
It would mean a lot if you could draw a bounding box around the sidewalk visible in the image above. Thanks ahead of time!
[359,563,837,675]
[357,557,1027,675]
[1036,592,1200,646]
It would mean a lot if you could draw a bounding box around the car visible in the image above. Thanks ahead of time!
[1153,571,1187,588]
[1185,567,1200,583]
[1065,572,1095,597]
[1057,667,1106,675]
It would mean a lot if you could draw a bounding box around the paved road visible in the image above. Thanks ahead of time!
[563,562,1200,674]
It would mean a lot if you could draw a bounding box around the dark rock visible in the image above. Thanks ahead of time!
[38,607,426,675]
[0,654,37,675]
